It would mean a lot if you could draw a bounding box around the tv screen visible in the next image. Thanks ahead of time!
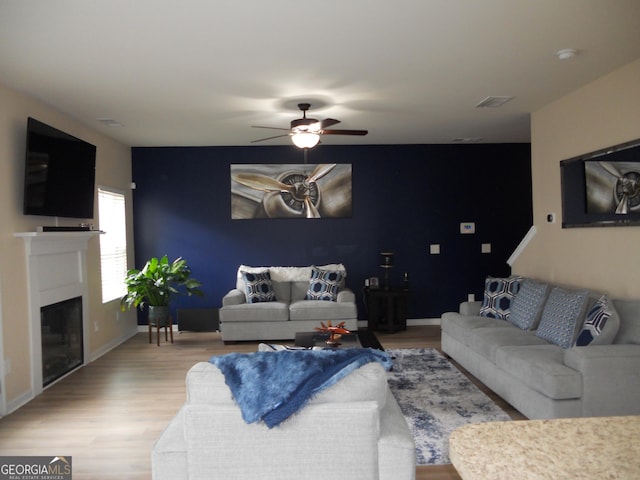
[23,117,96,219]
[561,138,640,228]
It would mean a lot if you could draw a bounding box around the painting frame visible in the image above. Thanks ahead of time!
[230,163,352,219]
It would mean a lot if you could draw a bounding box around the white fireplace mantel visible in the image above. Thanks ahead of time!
[15,231,101,397]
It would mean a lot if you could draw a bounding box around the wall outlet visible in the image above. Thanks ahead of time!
[94,321,99,332]
[467,293,475,302]
[430,244,440,254]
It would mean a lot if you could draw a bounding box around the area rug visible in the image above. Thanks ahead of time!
[386,348,511,465]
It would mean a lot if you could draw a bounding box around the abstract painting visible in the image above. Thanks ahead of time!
[230,163,352,219]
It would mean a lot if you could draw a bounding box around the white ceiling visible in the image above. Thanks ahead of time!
[1,0,640,147]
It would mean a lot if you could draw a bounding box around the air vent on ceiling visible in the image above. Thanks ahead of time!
[97,118,124,127]
[475,96,514,108]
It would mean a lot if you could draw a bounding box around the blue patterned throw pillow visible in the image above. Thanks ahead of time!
[305,268,344,301]
[479,276,523,320]
[242,270,276,303]
[576,295,620,346]
[536,287,589,349]
[508,279,550,330]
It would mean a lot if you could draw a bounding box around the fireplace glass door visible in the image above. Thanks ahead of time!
[41,296,84,386]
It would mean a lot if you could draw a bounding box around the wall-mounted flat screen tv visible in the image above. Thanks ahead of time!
[561,138,640,228]
[23,117,97,219]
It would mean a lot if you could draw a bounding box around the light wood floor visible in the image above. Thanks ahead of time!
[0,326,524,479]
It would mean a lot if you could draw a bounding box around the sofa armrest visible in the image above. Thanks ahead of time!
[337,288,356,303]
[459,300,482,316]
[564,345,640,416]
[222,288,246,306]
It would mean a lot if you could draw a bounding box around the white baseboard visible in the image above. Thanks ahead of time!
[5,390,34,416]
[4,327,139,416]
[407,317,441,326]
[90,327,139,362]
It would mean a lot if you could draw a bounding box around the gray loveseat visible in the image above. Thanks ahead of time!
[152,360,416,480]
[219,264,358,342]
[441,276,640,419]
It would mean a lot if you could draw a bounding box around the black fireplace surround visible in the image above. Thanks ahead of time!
[41,296,83,386]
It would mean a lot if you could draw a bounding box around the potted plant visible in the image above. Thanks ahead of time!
[120,255,203,326]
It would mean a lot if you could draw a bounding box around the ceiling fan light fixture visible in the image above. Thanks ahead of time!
[291,132,320,149]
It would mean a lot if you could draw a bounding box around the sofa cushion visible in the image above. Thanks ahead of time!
[612,299,640,345]
[536,287,589,349]
[219,302,289,323]
[468,326,549,363]
[440,313,511,347]
[495,345,583,400]
[242,270,276,303]
[305,268,344,301]
[479,276,522,320]
[508,279,550,331]
[576,295,620,346]
[289,299,357,321]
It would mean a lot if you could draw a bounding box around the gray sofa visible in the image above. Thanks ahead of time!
[441,276,640,419]
[152,360,416,480]
[219,265,358,342]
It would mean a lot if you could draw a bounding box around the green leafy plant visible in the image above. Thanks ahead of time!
[120,255,203,311]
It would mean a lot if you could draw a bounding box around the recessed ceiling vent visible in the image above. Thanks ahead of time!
[475,96,514,108]
[97,118,124,127]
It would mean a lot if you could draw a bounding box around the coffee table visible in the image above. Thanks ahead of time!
[294,329,384,351]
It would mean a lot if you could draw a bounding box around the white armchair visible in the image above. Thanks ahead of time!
[152,361,415,480]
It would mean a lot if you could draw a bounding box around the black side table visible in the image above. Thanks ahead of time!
[365,287,409,333]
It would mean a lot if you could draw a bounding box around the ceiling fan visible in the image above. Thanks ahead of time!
[251,103,368,148]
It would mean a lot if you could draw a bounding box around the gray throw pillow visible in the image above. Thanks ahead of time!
[536,287,589,349]
[508,279,550,331]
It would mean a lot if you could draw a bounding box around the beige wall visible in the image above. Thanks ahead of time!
[514,58,640,299]
[0,83,137,413]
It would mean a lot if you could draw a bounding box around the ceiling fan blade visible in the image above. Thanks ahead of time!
[250,134,291,143]
[322,129,368,136]
[252,125,291,131]
[232,173,295,193]
[319,118,340,129]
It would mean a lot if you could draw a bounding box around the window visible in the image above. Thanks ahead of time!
[98,187,128,303]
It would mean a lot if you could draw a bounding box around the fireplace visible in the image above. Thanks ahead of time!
[15,230,99,397]
[41,297,84,386]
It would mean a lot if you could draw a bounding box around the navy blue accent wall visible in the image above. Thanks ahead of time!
[131,143,532,323]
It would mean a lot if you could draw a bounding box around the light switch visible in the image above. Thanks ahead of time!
[430,244,440,254]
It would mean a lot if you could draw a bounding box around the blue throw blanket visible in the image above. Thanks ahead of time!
[209,348,392,428]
